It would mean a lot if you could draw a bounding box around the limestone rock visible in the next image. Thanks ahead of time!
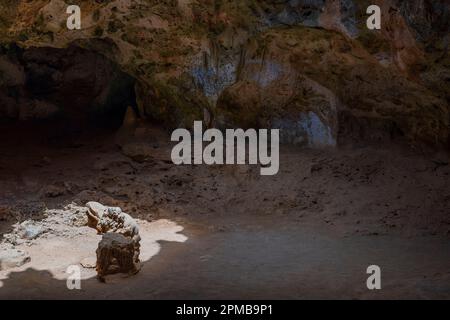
[0,1,448,147]
[80,257,96,269]
[115,106,139,147]
[1,204,90,246]
[86,202,141,280]
[18,221,45,240]
[96,233,140,280]
[86,202,140,242]
[0,247,30,270]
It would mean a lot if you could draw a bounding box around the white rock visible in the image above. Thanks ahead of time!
[19,222,44,240]
[0,248,31,270]
[80,257,96,269]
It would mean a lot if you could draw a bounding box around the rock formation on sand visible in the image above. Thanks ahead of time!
[96,233,139,282]
[86,202,141,280]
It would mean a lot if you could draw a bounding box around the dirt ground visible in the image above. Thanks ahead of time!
[0,122,449,299]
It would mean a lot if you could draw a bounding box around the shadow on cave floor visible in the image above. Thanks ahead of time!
[0,217,189,300]
[1,218,450,300]
[1,109,450,299]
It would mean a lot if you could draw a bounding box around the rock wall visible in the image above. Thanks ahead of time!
[0,0,448,148]
[0,44,136,129]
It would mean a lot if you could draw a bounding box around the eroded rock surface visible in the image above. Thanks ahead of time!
[86,201,141,279]
[0,246,30,271]
[0,203,89,271]
[0,1,448,148]
[1,203,89,246]
[96,232,140,281]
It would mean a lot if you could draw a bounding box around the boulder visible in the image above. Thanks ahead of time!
[86,202,141,281]
[96,233,140,281]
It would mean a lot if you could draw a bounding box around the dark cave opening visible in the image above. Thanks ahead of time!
[0,44,137,146]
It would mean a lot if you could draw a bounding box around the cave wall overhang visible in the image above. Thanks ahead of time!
[0,0,448,148]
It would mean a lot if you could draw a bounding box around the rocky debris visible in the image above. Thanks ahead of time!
[96,233,140,281]
[86,202,141,280]
[74,190,119,207]
[2,220,47,245]
[17,221,45,240]
[121,142,162,163]
[0,206,16,222]
[0,201,46,222]
[92,158,136,173]
[80,257,96,269]
[0,245,30,270]
[86,202,140,241]
[41,181,77,199]
[41,184,67,198]
[1,203,89,246]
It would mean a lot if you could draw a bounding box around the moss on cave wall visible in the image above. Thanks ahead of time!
[0,0,448,147]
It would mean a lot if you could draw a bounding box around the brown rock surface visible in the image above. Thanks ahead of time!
[0,0,448,147]
[86,202,141,280]
[96,232,140,281]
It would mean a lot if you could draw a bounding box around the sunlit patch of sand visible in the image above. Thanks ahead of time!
[0,219,188,287]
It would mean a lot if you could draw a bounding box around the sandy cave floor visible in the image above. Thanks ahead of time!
[0,123,450,299]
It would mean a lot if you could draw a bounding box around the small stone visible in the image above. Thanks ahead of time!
[0,248,31,270]
[19,222,44,240]
[80,257,96,269]
[286,38,299,47]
